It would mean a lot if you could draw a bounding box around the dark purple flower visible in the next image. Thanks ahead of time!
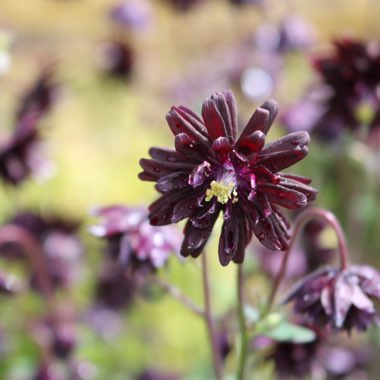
[282,38,380,143]
[90,205,180,275]
[0,67,58,186]
[283,265,380,333]
[136,370,180,380]
[0,113,45,185]
[139,90,317,265]
[0,211,82,291]
[229,0,262,6]
[95,262,136,310]
[164,0,200,12]
[96,40,135,80]
[16,65,59,124]
[268,338,320,379]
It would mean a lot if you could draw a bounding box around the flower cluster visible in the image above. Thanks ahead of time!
[139,90,317,265]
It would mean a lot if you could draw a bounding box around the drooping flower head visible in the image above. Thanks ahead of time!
[90,205,181,275]
[139,90,317,265]
[283,265,380,333]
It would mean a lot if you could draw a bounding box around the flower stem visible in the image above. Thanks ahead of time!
[153,276,205,318]
[0,225,55,311]
[201,253,223,380]
[236,264,248,380]
[267,207,349,312]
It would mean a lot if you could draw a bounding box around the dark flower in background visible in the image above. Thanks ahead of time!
[255,15,314,55]
[90,205,181,275]
[0,113,42,185]
[282,38,380,144]
[95,262,136,310]
[16,65,59,124]
[164,0,200,12]
[283,265,380,333]
[267,337,320,379]
[0,67,58,186]
[136,370,180,380]
[0,211,82,291]
[139,89,317,265]
[95,40,135,80]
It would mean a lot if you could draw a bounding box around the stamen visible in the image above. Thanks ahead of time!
[205,180,238,204]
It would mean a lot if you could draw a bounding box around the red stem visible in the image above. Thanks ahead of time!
[267,208,349,311]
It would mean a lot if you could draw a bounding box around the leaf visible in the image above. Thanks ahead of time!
[260,321,316,343]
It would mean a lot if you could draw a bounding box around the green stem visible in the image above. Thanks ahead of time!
[237,264,248,380]
[201,253,223,380]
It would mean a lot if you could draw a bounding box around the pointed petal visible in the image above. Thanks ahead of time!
[210,90,237,143]
[166,107,210,146]
[202,98,228,141]
[180,210,220,258]
[238,107,269,144]
[258,183,308,209]
[156,172,189,192]
[257,137,310,172]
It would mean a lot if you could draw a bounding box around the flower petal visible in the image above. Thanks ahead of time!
[180,211,220,258]
[202,97,228,141]
[166,107,210,146]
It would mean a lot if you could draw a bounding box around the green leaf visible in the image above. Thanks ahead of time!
[260,322,316,343]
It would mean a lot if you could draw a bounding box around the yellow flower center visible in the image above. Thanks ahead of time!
[205,180,238,204]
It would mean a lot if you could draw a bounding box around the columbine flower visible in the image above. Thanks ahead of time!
[283,265,380,333]
[282,38,380,144]
[139,90,317,265]
[90,205,181,275]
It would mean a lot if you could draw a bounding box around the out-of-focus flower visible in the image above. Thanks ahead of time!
[0,211,82,291]
[94,262,135,310]
[282,38,380,145]
[32,362,64,380]
[283,265,380,333]
[0,113,44,185]
[139,89,317,265]
[0,271,24,295]
[16,65,59,124]
[163,0,200,12]
[255,16,315,54]
[110,0,152,32]
[319,344,370,379]
[136,370,180,380]
[0,67,58,186]
[267,338,320,378]
[95,40,135,80]
[229,0,262,6]
[90,205,181,275]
